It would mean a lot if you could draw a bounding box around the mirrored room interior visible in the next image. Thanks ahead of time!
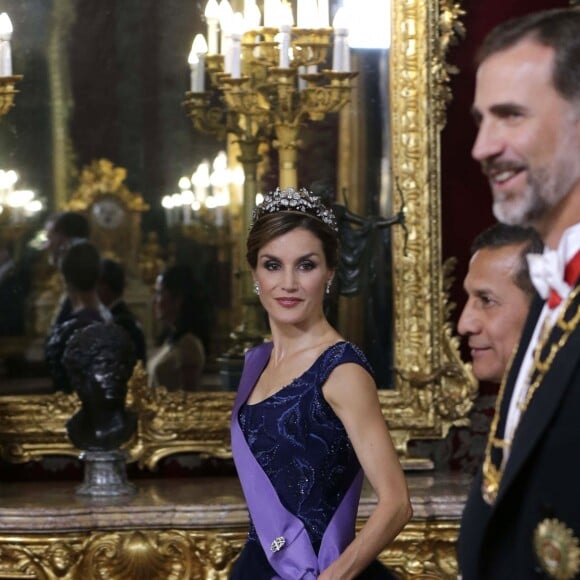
[0,0,571,577]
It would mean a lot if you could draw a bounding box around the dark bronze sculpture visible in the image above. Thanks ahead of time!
[333,204,405,297]
[63,322,137,451]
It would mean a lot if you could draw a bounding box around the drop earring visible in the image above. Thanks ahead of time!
[253,280,261,295]
[326,279,332,295]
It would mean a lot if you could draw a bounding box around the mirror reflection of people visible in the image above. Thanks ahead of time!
[63,322,137,451]
[0,239,27,337]
[97,258,147,364]
[147,265,208,391]
[459,9,580,579]
[458,223,543,383]
[45,241,112,392]
[43,211,90,326]
[230,187,411,579]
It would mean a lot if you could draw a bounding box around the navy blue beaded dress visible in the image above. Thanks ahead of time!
[230,341,395,579]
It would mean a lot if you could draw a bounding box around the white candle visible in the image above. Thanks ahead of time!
[230,13,244,79]
[342,32,350,73]
[297,0,317,29]
[317,0,329,28]
[0,13,13,77]
[297,0,307,28]
[278,4,293,68]
[161,195,174,227]
[264,0,281,28]
[219,0,234,56]
[244,0,261,29]
[204,0,220,55]
[191,34,208,91]
[332,8,348,72]
[181,190,194,225]
[298,65,306,91]
[188,52,199,91]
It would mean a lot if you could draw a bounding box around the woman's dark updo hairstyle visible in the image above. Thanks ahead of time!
[247,211,339,270]
[158,264,212,350]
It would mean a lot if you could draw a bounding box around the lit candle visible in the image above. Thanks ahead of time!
[297,0,317,29]
[332,8,348,72]
[204,0,220,55]
[219,0,234,56]
[189,34,208,91]
[263,0,281,28]
[278,3,293,68]
[188,51,198,92]
[230,13,244,79]
[317,0,329,28]
[181,189,194,225]
[161,195,174,227]
[0,13,13,77]
[244,0,261,29]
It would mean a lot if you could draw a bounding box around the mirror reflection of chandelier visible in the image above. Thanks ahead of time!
[161,151,244,229]
[0,169,42,225]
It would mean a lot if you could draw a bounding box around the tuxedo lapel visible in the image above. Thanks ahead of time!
[496,286,580,504]
[491,294,543,465]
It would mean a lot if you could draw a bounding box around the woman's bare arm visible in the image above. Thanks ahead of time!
[320,362,412,580]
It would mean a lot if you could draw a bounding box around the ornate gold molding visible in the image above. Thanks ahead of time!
[0,520,459,579]
[65,158,149,213]
[0,530,247,579]
[0,0,476,465]
[386,0,476,455]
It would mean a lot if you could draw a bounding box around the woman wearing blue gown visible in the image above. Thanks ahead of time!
[230,187,411,579]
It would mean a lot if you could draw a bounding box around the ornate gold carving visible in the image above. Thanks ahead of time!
[0,364,233,467]
[380,520,460,578]
[0,530,247,579]
[48,0,76,208]
[387,0,477,456]
[432,1,466,128]
[66,158,149,213]
[0,521,460,579]
[0,75,22,118]
[0,0,476,465]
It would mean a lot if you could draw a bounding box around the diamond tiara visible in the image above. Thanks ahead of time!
[251,187,338,232]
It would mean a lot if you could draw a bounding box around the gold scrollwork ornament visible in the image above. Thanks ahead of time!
[534,518,580,580]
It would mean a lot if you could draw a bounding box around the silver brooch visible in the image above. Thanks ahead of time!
[270,536,286,552]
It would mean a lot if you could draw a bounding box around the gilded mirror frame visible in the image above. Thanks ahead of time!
[0,0,477,469]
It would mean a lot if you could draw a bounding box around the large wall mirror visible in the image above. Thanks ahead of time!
[0,0,476,468]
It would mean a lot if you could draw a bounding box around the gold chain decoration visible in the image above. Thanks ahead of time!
[482,285,580,505]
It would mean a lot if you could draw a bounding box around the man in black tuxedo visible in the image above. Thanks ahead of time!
[458,8,580,579]
[97,258,147,364]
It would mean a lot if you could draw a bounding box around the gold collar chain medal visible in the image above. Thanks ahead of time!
[481,284,580,506]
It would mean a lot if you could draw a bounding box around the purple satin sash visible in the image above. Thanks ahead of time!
[231,343,363,580]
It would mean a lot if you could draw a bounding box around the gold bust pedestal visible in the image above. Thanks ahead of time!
[0,472,468,579]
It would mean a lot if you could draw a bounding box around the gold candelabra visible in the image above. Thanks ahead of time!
[183,25,356,355]
[0,75,21,118]
[184,28,356,188]
[0,75,31,257]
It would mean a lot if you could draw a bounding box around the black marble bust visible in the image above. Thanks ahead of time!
[63,322,138,451]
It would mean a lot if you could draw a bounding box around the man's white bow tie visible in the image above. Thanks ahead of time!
[527,250,580,308]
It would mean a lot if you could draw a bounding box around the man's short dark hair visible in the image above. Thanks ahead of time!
[61,241,101,292]
[99,258,125,297]
[471,223,544,297]
[476,8,580,106]
[51,212,90,240]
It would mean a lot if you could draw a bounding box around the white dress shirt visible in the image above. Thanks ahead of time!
[502,222,580,466]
